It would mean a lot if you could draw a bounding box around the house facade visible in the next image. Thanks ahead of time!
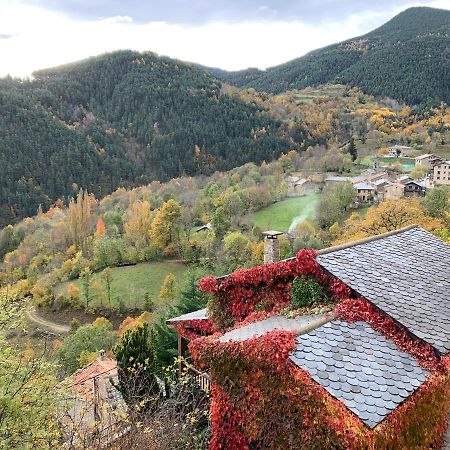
[354,182,375,202]
[415,153,443,167]
[433,161,450,185]
[384,182,405,200]
[169,226,450,450]
[403,180,426,197]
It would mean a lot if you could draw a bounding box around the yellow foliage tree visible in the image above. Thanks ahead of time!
[150,199,182,255]
[159,273,177,304]
[67,283,80,300]
[336,199,445,244]
[124,200,152,249]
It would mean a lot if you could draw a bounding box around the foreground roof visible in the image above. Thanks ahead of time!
[317,227,450,354]
[66,357,117,401]
[166,308,208,324]
[219,315,328,343]
[290,320,429,428]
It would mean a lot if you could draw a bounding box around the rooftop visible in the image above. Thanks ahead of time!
[65,356,117,401]
[354,182,375,190]
[219,315,329,343]
[166,308,208,324]
[290,320,429,428]
[317,227,450,354]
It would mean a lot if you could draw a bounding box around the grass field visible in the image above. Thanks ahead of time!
[252,193,321,231]
[293,84,347,104]
[54,261,188,309]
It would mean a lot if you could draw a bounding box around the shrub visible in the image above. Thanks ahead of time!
[291,276,326,308]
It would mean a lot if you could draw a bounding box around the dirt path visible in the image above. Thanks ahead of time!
[27,309,70,333]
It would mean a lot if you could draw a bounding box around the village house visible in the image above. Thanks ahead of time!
[372,178,391,201]
[354,181,375,203]
[168,226,450,449]
[403,180,426,197]
[59,353,126,447]
[433,160,450,185]
[384,182,405,200]
[285,176,316,196]
[387,144,412,157]
[415,153,443,167]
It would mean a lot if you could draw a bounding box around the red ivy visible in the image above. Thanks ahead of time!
[172,319,214,341]
[190,326,450,450]
[199,250,348,326]
[191,250,450,449]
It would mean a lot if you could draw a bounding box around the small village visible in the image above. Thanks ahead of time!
[286,147,450,207]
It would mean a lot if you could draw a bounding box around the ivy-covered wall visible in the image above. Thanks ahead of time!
[190,250,450,450]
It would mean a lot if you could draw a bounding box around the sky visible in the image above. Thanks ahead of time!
[0,0,449,78]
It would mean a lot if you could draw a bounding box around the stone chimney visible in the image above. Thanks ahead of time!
[263,231,284,263]
[99,349,105,359]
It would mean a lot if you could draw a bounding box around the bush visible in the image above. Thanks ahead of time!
[291,276,326,308]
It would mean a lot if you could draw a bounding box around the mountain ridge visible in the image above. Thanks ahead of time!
[212,7,450,105]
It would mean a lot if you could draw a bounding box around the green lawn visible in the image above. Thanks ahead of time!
[252,193,321,231]
[54,261,188,309]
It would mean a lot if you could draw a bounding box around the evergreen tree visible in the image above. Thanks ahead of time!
[114,323,159,408]
[347,138,358,162]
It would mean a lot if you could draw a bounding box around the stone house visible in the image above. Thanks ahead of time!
[433,161,450,186]
[415,154,443,167]
[403,180,426,197]
[354,182,375,202]
[169,226,450,449]
[384,182,405,201]
[59,354,126,446]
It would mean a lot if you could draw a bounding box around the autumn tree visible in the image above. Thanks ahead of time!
[223,231,251,270]
[159,273,177,304]
[150,200,182,255]
[316,182,357,228]
[94,217,106,238]
[67,189,94,254]
[124,200,152,250]
[337,199,445,243]
[422,187,449,219]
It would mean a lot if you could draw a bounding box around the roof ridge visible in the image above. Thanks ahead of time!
[317,224,419,256]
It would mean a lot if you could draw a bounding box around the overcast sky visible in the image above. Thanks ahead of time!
[0,0,449,77]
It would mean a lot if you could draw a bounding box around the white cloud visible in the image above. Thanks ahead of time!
[0,1,448,77]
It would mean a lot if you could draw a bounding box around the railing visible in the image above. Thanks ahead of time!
[186,364,211,392]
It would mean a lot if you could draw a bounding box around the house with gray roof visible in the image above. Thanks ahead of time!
[169,226,450,447]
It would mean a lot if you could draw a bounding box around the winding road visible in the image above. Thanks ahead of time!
[27,309,70,333]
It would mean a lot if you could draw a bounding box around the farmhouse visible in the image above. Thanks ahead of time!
[169,226,450,450]
[384,182,405,200]
[415,153,443,167]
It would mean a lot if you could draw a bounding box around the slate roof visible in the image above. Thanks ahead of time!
[290,320,429,428]
[166,308,208,324]
[317,226,450,354]
[354,182,375,190]
[219,315,327,343]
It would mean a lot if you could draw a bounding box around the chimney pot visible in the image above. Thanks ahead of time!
[263,230,283,263]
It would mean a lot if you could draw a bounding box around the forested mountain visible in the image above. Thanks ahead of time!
[0,51,289,226]
[214,7,450,105]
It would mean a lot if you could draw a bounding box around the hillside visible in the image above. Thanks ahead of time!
[215,7,450,105]
[0,51,288,226]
